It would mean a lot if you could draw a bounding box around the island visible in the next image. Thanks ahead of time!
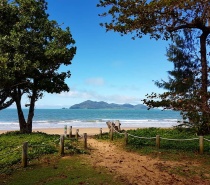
[69,100,147,109]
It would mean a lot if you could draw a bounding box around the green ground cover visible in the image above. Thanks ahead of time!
[99,127,210,154]
[0,131,126,185]
[0,131,60,174]
[4,155,125,185]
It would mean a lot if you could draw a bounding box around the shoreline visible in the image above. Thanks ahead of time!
[0,127,138,135]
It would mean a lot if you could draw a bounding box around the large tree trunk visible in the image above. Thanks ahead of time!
[14,87,28,133]
[26,90,37,133]
[13,86,36,134]
[12,84,37,134]
[200,32,208,111]
[16,99,27,133]
[199,31,210,135]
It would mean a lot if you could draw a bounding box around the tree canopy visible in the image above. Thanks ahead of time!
[0,0,76,133]
[97,0,210,39]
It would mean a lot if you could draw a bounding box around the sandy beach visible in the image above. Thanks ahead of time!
[34,127,110,135]
[0,127,136,135]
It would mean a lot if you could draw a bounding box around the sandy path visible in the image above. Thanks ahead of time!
[85,138,209,185]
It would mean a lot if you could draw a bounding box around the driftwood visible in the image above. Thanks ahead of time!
[106,121,113,131]
[106,120,121,131]
[115,120,121,131]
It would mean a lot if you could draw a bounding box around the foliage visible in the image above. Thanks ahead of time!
[0,0,17,110]
[0,0,76,133]
[97,0,210,40]
[63,139,87,155]
[0,132,83,174]
[145,32,199,109]
[97,0,210,134]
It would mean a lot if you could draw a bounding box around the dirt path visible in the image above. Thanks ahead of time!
[84,138,209,185]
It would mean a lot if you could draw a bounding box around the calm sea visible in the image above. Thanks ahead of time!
[0,109,183,130]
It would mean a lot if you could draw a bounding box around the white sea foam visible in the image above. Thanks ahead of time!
[0,118,182,130]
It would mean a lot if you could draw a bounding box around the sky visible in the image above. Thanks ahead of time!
[22,0,173,109]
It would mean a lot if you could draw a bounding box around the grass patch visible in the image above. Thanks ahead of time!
[0,131,59,174]
[0,131,126,185]
[3,154,126,185]
[0,131,86,175]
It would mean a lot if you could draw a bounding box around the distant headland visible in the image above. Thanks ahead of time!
[69,100,147,109]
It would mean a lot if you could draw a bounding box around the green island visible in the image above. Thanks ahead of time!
[69,100,147,109]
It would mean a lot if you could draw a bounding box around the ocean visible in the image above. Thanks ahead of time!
[0,109,183,130]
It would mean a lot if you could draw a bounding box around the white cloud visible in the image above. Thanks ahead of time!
[59,90,95,99]
[104,95,141,104]
[85,77,105,86]
[59,89,141,105]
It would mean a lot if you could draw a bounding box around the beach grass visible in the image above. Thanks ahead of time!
[98,127,210,153]
[0,131,60,175]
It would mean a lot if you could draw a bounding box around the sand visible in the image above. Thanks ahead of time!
[86,139,210,185]
[34,127,110,135]
[0,127,136,135]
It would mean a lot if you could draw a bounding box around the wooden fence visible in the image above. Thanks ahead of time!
[110,125,210,155]
[18,125,210,168]
[21,127,104,167]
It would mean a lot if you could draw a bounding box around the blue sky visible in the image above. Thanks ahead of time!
[25,0,173,109]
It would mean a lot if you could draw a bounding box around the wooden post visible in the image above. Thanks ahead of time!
[22,142,28,168]
[69,126,72,138]
[99,128,102,138]
[125,131,128,145]
[156,135,160,149]
[110,124,113,141]
[107,121,111,133]
[83,133,87,149]
[60,135,64,156]
[199,136,204,154]
[76,129,79,140]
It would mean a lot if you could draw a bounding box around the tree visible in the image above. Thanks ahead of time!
[143,31,208,134]
[97,0,210,134]
[0,0,76,133]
